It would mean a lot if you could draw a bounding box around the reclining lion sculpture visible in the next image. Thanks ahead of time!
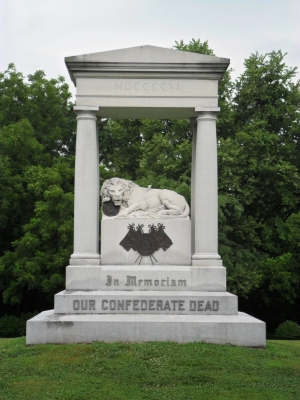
[100,177,190,219]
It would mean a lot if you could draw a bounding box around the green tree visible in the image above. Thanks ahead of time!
[0,65,76,316]
[218,51,300,328]
[0,64,76,157]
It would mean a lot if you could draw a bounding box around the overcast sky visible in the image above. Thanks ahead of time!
[1,0,299,98]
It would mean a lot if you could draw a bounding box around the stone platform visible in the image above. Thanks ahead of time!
[66,265,226,291]
[26,311,266,347]
[54,290,238,315]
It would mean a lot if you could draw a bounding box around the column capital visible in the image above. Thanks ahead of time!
[195,107,220,121]
[74,106,99,112]
[195,107,220,113]
[74,106,99,119]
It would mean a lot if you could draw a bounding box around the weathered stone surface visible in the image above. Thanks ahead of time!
[65,265,227,291]
[54,290,237,315]
[101,219,191,265]
[27,310,266,347]
[65,45,229,120]
[100,177,190,219]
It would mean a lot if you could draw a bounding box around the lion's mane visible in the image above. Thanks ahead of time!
[100,178,136,205]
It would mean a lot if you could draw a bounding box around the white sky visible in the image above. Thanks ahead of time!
[1,0,299,98]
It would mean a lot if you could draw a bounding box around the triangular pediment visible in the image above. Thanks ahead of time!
[65,45,229,64]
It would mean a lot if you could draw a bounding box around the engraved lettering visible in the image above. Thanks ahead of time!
[114,81,180,93]
[138,279,143,286]
[164,300,171,311]
[73,300,80,310]
[133,300,139,310]
[144,279,152,286]
[161,279,166,286]
[171,300,178,311]
[179,300,185,311]
[125,276,137,286]
[109,300,116,310]
[171,279,176,286]
[198,301,204,311]
[178,280,187,286]
[141,300,147,310]
[102,300,108,310]
[81,300,88,310]
[117,300,124,310]
[154,280,159,286]
[89,300,96,310]
[125,300,131,310]
[190,300,196,311]
[213,301,219,311]
[157,300,163,310]
[106,275,112,286]
[167,278,170,286]
[205,301,212,311]
[149,300,155,310]
[114,279,119,286]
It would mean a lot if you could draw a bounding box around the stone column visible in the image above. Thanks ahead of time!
[70,106,100,265]
[190,118,197,256]
[192,107,221,266]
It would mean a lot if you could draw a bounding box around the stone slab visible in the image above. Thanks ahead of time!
[54,290,237,315]
[26,310,266,347]
[66,265,226,291]
[101,219,191,266]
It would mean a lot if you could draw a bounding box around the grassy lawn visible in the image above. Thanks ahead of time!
[0,338,299,399]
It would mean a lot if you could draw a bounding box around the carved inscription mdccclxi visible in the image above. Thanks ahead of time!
[115,82,180,92]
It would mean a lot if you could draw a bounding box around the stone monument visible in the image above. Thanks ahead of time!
[26,46,266,347]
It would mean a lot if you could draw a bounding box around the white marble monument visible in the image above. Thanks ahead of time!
[27,46,266,347]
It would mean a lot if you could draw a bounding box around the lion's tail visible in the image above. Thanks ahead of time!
[180,202,190,218]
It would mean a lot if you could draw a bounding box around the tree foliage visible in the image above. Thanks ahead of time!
[0,65,75,315]
[218,50,300,327]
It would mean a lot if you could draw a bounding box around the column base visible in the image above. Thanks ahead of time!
[70,253,101,266]
[192,253,222,266]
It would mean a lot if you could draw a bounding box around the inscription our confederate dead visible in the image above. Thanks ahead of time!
[72,299,220,312]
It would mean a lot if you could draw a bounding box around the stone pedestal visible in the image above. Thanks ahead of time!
[101,218,191,266]
[27,261,265,347]
[27,310,265,347]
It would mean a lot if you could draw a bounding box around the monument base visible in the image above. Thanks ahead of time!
[26,310,266,347]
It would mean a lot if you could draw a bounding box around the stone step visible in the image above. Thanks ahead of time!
[66,265,226,291]
[54,290,237,315]
[27,310,266,347]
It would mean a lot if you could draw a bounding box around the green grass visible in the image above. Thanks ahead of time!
[0,339,299,399]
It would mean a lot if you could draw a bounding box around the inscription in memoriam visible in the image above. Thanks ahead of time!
[72,299,220,312]
[115,82,180,92]
[106,275,187,287]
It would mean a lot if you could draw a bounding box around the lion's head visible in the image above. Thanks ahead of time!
[100,178,136,206]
